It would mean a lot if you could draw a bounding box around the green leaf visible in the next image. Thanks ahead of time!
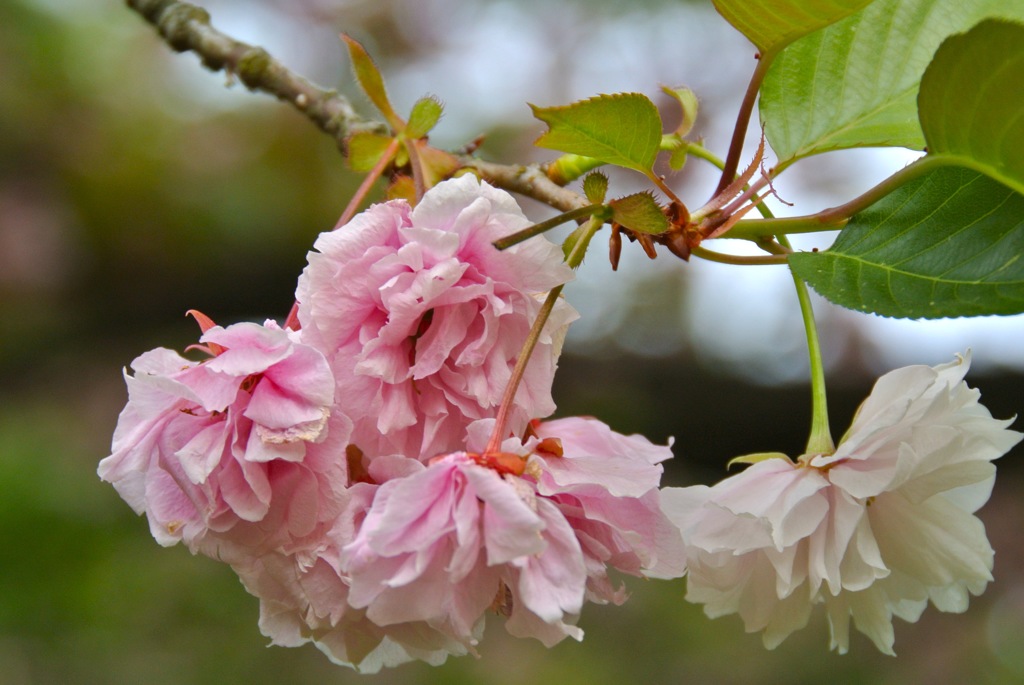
[583,172,609,204]
[531,94,662,175]
[668,143,688,171]
[760,0,1024,166]
[342,34,404,131]
[713,0,872,56]
[919,20,1024,196]
[405,96,443,139]
[608,192,669,234]
[661,85,699,137]
[347,132,395,172]
[790,167,1024,318]
[415,144,460,188]
[562,223,600,265]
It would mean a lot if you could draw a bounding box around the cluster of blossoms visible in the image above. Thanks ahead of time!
[99,176,685,671]
[100,175,1020,669]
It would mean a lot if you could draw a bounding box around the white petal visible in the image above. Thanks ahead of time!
[869,492,993,591]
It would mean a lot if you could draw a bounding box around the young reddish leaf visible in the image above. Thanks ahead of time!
[531,93,662,174]
[185,309,218,334]
[386,175,416,203]
[583,172,609,204]
[415,143,460,188]
[405,96,444,139]
[348,132,397,172]
[342,34,404,131]
[608,192,669,234]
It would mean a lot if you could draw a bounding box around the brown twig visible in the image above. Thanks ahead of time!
[124,0,590,212]
[126,0,387,149]
[460,159,588,212]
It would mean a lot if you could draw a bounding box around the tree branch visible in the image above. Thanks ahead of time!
[125,0,589,212]
[460,159,588,212]
[126,0,387,148]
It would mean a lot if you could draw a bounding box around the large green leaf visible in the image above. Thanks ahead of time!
[919,20,1024,196]
[713,0,871,55]
[789,167,1024,318]
[760,0,1024,167]
[531,94,661,175]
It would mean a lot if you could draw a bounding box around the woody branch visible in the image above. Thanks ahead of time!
[125,0,587,212]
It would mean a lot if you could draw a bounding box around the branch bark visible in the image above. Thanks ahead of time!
[126,0,387,148]
[124,0,588,211]
[460,159,588,212]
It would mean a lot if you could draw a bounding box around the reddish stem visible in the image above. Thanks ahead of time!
[714,55,772,197]
[283,301,301,331]
[335,137,401,229]
[484,285,564,454]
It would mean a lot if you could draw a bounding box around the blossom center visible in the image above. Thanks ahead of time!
[469,451,528,476]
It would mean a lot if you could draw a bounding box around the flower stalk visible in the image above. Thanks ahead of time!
[485,215,603,453]
[779,234,834,456]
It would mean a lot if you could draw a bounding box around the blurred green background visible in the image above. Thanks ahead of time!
[2,0,1023,683]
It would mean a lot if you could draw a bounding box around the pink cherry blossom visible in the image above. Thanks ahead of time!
[230,480,477,673]
[320,417,686,657]
[665,353,1021,655]
[529,417,688,598]
[296,174,576,461]
[340,452,583,647]
[98,318,345,561]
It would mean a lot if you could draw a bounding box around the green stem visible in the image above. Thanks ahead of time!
[493,204,605,250]
[679,141,731,172]
[690,246,786,265]
[485,216,603,453]
[778,234,834,456]
[682,127,833,453]
[725,154,945,240]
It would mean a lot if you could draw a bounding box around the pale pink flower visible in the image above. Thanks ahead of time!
[529,417,688,600]
[340,452,583,647]
[98,319,345,561]
[231,481,476,673]
[296,174,576,461]
[665,353,1021,654]
[332,417,685,653]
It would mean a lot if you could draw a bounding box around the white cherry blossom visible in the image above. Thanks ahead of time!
[665,353,1021,654]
